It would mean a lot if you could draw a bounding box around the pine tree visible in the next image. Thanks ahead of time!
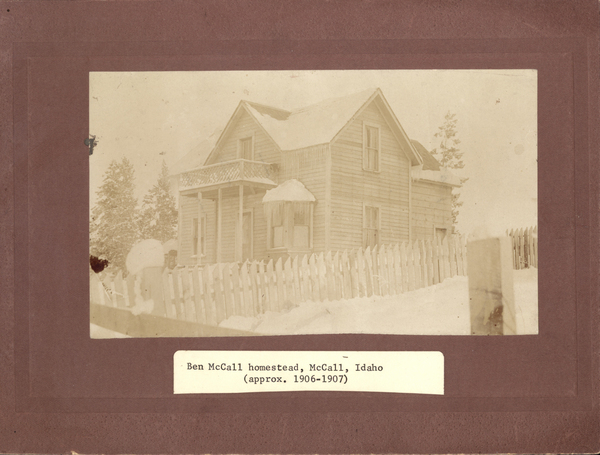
[430,111,468,230]
[90,157,139,272]
[137,161,178,243]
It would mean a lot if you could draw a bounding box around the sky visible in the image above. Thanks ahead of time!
[90,70,537,236]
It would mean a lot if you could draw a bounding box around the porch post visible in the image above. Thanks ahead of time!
[197,192,203,266]
[237,185,244,262]
[217,188,222,263]
[177,193,183,265]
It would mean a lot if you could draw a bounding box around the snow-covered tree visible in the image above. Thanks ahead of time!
[90,157,139,272]
[137,161,178,243]
[430,111,468,230]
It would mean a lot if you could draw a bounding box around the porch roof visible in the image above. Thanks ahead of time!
[262,179,316,203]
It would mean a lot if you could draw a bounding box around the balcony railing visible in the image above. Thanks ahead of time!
[180,159,279,190]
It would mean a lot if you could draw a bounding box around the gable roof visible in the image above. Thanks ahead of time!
[409,140,462,187]
[244,88,377,151]
[185,88,425,169]
[411,140,441,171]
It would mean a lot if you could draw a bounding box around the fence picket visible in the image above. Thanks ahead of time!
[292,256,301,306]
[191,266,205,323]
[315,253,326,301]
[258,261,268,312]
[274,258,285,307]
[348,250,359,298]
[325,252,335,301]
[356,248,366,297]
[533,226,538,267]
[202,265,216,325]
[412,241,422,289]
[249,261,260,316]
[240,262,252,316]
[333,252,343,301]
[391,244,401,293]
[284,257,295,306]
[300,255,311,302]
[372,246,382,296]
[212,264,226,324]
[398,243,407,292]
[308,254,319,301]
[180,267,196,322]
[266,259,276,311]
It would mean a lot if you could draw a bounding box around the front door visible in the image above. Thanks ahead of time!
[242,210,253,260]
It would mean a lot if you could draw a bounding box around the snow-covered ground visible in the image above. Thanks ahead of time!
[220,268,538,336]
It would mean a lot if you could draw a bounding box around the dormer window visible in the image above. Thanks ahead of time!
[239,136,254,160]
[363,123,380,172]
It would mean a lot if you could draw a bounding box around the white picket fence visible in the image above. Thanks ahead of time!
[91,235,468,326]
[507,226,538,269]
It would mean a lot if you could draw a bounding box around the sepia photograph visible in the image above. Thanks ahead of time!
[89,70,538,338]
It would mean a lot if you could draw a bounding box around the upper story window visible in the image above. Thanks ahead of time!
[239,136,254,160]
[363,123,380,172]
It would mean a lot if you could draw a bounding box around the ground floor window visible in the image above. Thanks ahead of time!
[270,203,285,248]
[192,215,206,256]
[293,203,310,248]
[266,200,313,251]
[435,227,447,241]
[363,205,380,248]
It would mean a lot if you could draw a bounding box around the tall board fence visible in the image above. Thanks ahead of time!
[91,235,468,328]
[506,226,538,269]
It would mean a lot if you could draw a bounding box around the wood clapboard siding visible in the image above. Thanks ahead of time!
[330,100,410,251]
[411,180,452,240]
[280,145,327,252]
[179,195,216,266]
[207,108,280,165]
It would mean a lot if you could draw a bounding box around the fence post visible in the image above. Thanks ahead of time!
[467,236,516,335]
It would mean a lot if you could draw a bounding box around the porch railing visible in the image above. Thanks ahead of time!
[180,159,278,190]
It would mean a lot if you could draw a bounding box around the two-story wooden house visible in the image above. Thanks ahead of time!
[173,88,461,266]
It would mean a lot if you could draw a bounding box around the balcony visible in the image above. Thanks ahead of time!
[179,159,279,191]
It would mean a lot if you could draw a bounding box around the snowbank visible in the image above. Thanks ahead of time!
[219,269,538,336]
[126,239,165,276]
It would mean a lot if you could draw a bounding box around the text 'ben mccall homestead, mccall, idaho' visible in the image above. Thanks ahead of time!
[170,87,461,266]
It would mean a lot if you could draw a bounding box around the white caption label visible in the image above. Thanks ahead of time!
[174,351,444,395]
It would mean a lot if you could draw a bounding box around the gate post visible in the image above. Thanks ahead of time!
[467,236,516,335]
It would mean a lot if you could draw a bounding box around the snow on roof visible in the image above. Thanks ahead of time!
[170,127,223,175]
[411,165,462,187]
[244,88,377,151]
[262,179,316,203]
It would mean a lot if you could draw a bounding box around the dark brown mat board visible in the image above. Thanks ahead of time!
[1,1,598,453]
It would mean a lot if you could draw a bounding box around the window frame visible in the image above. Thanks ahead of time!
[266,201,314,252]
[237,134,255,161]
[191,214,206,258]
[362,121,381,172]
[363,203,381,249]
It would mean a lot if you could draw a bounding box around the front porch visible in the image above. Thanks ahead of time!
[179,159,279,265]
